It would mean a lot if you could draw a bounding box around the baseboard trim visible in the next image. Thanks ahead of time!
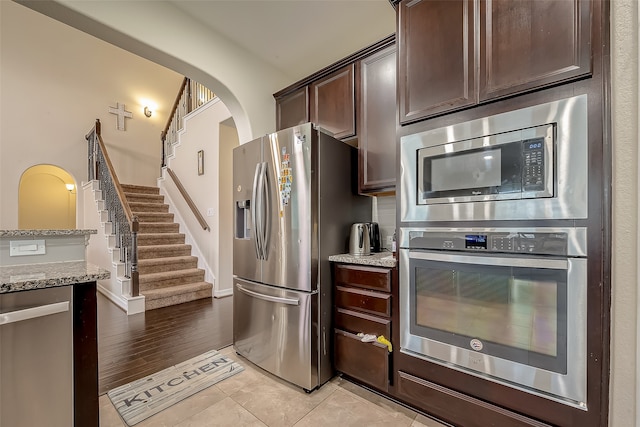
[213,287,233,298]
[97,283,145,315]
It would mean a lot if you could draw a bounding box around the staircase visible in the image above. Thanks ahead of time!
[121,183,213,310]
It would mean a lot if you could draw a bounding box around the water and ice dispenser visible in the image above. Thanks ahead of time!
[235,200,251,239]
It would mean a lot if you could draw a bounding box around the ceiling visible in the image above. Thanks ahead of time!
[169,0,397,82]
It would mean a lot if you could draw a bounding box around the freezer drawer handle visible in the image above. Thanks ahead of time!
[0,301,69,325]
[236,284,300,306]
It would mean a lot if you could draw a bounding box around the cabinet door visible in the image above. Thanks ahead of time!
[276,86,309,131]
[398,0,476,124]
[479,0,592,101]
[335,329,390,392]
[310,64,356,140]
[359,45,397,194]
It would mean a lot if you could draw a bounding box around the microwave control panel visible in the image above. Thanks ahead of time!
[522,137,545,191]
[410,231,567,256]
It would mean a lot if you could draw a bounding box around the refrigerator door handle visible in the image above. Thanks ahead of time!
[236,283,300,306]
[252,163,262,259]
[256,162,267,260]
[261,162,271,260]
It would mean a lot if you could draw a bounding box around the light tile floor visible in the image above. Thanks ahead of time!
[100,345,450,427]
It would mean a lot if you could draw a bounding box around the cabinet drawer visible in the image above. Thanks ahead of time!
[334,264,391,292]
[335,285,391,317]
[397,371,546,426]
[335,307,390,338]
[335,329,389,392]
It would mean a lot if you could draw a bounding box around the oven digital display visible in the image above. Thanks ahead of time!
[465,234,487,249]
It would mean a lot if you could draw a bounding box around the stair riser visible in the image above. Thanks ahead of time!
[138,223,180,233]
[138,247,192,259]
[145,289,212,311]
[138,260,198,274]
[129,203,169,213]
[126,194,165,204]
[135,214,175,223]
[121,185,160,195]
[137,234,185,245]
[139,272,205,290]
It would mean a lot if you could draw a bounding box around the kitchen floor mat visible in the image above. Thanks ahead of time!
[107,349,244,426]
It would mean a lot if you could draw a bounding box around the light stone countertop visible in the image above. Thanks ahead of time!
[0,261,110,293]
[329,251,397,268]
[0,229,97,237]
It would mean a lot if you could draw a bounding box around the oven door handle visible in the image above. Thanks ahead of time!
[408,250,568,270]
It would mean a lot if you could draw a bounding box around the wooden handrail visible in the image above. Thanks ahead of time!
[93,120,136,226]
[166,167,210,231]
[161,77,189,142]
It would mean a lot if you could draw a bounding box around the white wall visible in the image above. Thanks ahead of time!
[17,0,293,145]
[609,0,639,425]
[159,99,237,296]
[0,1,183,229]
[218,119,239,294]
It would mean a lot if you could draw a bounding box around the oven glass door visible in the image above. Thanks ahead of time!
[400,249,587,407]
[410,253,567,373]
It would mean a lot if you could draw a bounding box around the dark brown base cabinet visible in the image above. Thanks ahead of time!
[332,263,393,394]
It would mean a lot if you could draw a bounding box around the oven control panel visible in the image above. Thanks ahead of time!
[410,231,568,256]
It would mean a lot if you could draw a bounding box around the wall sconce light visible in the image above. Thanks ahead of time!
[65,183,75,192]
[144,106,153,118]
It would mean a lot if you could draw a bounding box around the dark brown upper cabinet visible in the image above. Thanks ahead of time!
[276,86,308,131]
[398,0,592,124]
[398,0,476,124]
[310,64,357,140]
[479,0,592,101]
[359,45,397,195]
[273,35,396,195]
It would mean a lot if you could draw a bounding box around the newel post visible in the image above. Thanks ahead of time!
[131,216,140,297]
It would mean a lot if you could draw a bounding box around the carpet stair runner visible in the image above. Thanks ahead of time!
[121,184,212,310]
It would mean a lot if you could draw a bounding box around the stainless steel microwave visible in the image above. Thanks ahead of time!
[417,124,554,205]
[401,95,588,222]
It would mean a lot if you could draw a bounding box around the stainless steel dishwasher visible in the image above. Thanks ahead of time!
[0,286,73,427]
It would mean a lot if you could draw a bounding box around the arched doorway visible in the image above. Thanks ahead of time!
[19,165,76,229]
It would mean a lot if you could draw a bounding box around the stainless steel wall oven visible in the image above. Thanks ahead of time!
[398,95,591,410]
[399,227,587,408]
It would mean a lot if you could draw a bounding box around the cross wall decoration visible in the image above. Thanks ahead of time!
[108,103,133,131]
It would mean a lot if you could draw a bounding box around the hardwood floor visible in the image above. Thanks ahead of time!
[97,293,233,395]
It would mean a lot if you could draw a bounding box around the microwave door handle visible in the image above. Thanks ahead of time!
[252,163,262,260]
[261,162,271,260]
[236,283,299,306]
[409,250,568,270]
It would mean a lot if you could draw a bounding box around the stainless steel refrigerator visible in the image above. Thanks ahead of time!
[233,123,369,391]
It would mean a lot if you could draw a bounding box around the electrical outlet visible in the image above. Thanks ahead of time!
[206,208,214,216]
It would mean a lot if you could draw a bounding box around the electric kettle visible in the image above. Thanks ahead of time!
[367,222,381,253]
[349,223,372,256]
